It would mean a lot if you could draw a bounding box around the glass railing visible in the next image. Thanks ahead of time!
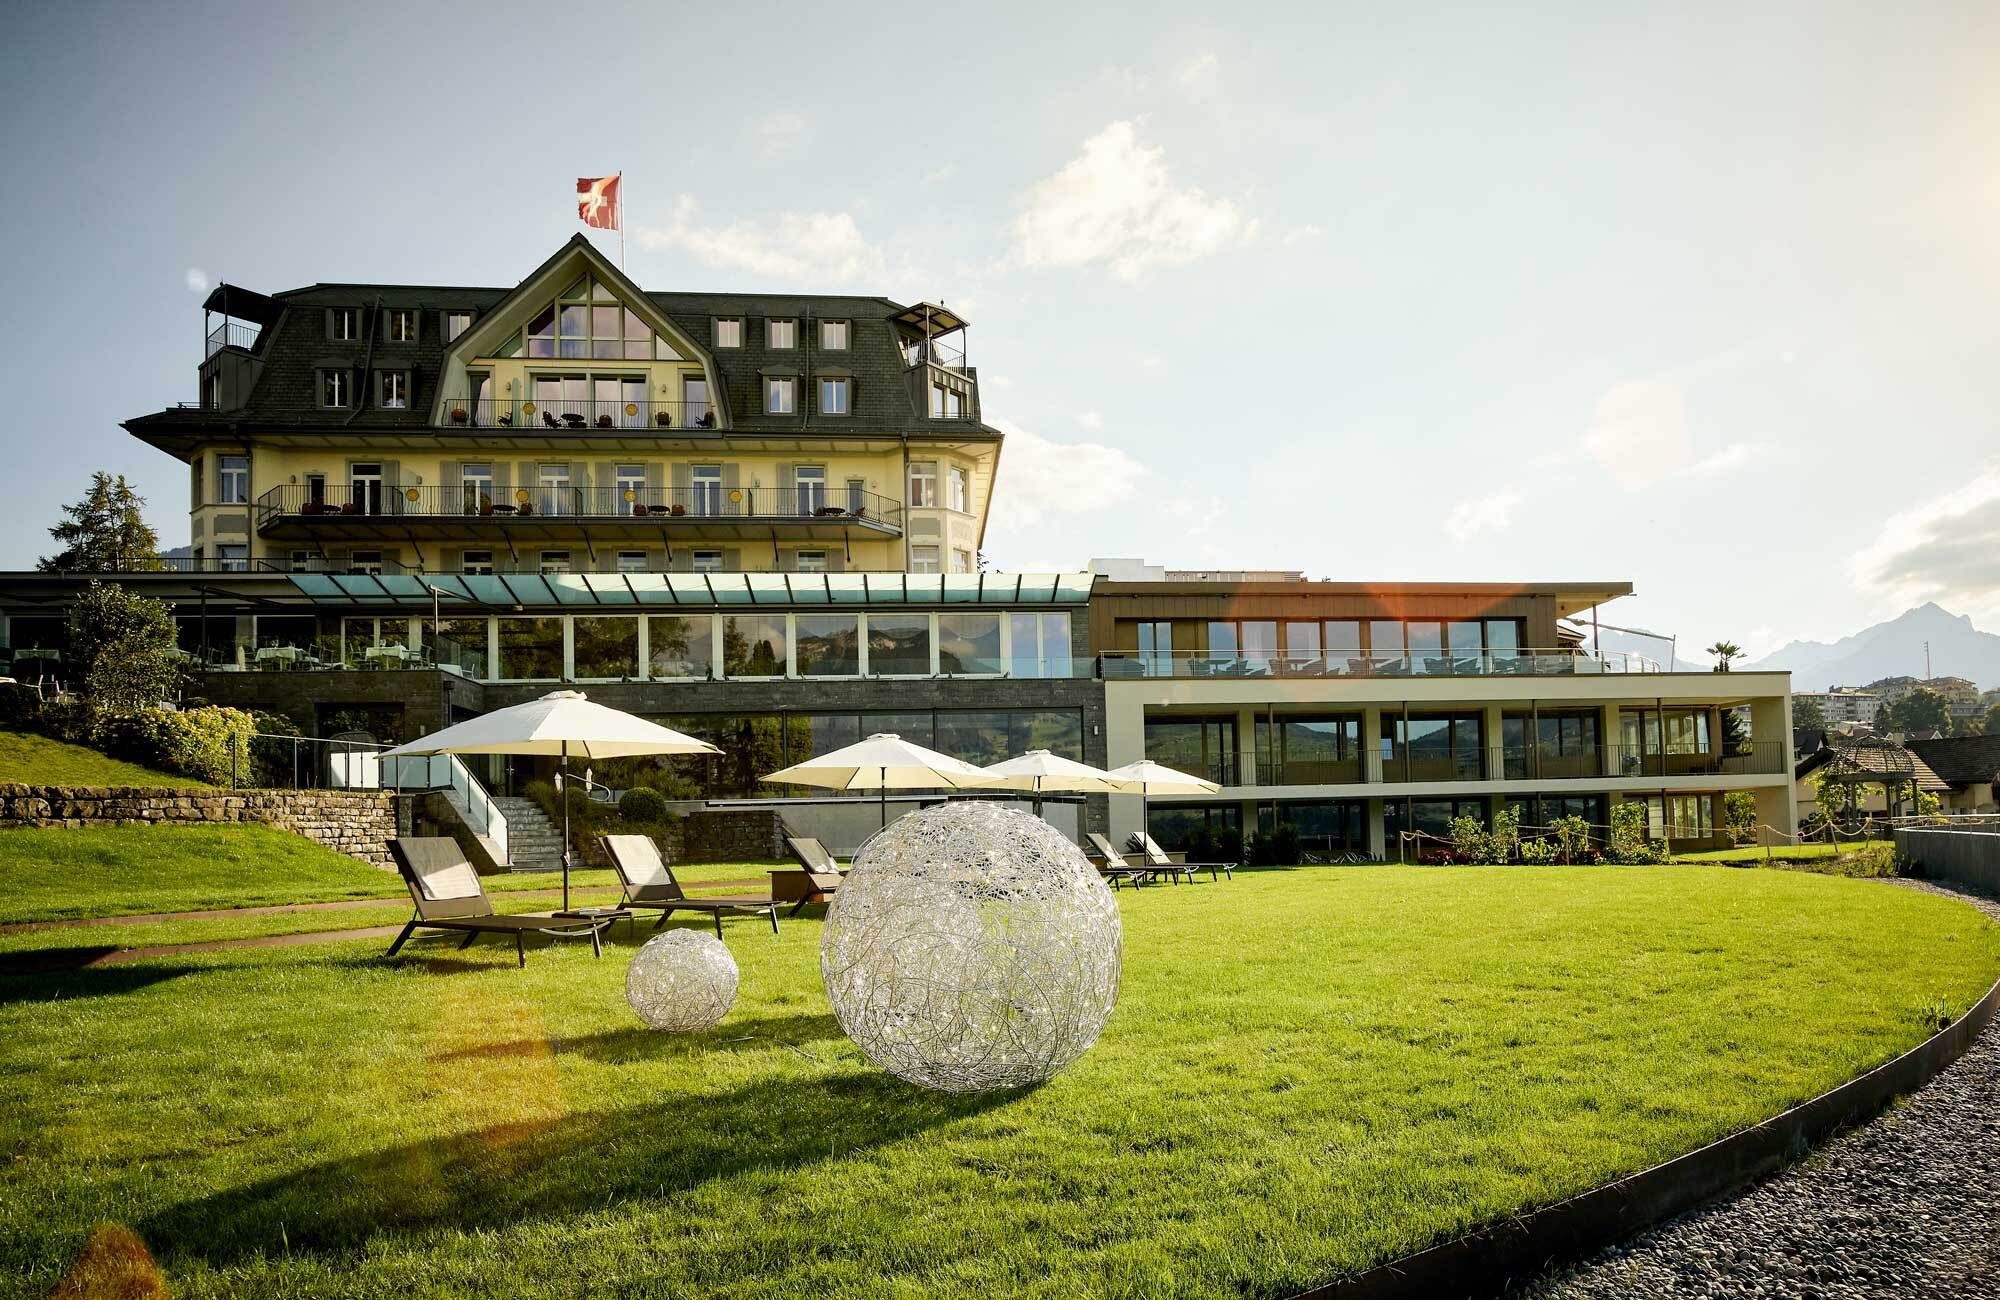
[1096,648,1663,679]
[1603,742,1788,778]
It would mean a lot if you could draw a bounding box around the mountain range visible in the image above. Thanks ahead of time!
[1738,603,2000,692]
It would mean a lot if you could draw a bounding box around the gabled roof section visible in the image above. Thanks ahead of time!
[1907,735,2000,787]
[431,235,720,425]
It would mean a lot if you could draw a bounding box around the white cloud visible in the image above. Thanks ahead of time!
[1175,52,1219,91]
[1009,120,1255,282]
[1582,379,1693,487]
[752,112,813,162]
[1077,410,1104,430]
[1686,443,1755,477]
[1280,224,1324,246]
[184,267,208,294]
[1851,465,2000,621]
[922,163,957,186]
[987,419,1146,528]
[1445,489,1522,541]
[638,197,885,283]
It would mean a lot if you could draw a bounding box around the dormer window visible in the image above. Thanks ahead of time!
[319,369,351,408]
[386,309,418,343]
[714,318,743,348]
[377,371,410,409]
[768,318,796,349]
[443,310,472,341]
[819,377,850,415]
[327,308,358,341]
[765,377,795,414]
[820,320,849,349]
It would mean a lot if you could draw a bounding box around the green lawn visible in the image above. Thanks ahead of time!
[1674,842,1845,863]
[2,845,1995,1299]
[0,729,208,789]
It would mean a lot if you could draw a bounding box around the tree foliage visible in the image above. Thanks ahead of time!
[65,581,181,714]
[39,472,161,573]
[1977,701,2000,738]
[1791,694,1827,731]
[1705,641,1743,673]
[1880,688,1951,737]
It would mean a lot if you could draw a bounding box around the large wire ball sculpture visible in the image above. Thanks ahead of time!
[626,928,738,1032]
[820,801,1123,1092]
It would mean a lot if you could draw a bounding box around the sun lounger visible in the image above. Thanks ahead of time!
[1086,832,1181,887]
[781,836,847,915]
[387,837,621,967]
[600,835,778,938]
[1135,832,1235,882]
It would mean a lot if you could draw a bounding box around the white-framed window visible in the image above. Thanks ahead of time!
[692,550,723,574]
[847,477,866,513]
[386,309,418,343]
[349,463,384,514]
[616,550,648,573]
[218,454,249,504]
[796,466,826,515]
[461,549,494,575]
[377,370,409,409]
[218,544,248,573]
[615,464,645,515]
[443,310,472,341]
[819,377,850,415]
[683,377,711,426]
[713,318,743,348]
[908,461,937,507]
[350,549,384,576]
[767,318,796,349]
[537,463,571,516]
[539,550,572,575]
[766,377,795,414]
[1009,611,1073,678]
[304,472,326,506]
[909,545,941,574]
[951,548,973,573]
[319,369,350,408]
[327,308,358,341]
[948,465,968,512]
[205,370,221,409]
[795,550,827,574]
[691,464,722,516]
[820,319,848,349]
[461,463,494,513]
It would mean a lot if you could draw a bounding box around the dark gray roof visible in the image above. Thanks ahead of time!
[129,238,995,457]
[1907,735,2000,787]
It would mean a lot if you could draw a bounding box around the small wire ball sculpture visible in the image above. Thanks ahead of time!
[625,929,739,1032]
[820,801,1123,1092]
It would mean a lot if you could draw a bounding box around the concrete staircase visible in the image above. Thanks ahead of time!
[491,796,563,871]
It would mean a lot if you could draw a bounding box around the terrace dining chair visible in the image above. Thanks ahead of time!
[387,837,620,967]
[599,835,779,938]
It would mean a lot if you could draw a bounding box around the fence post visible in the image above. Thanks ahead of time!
[230,739,239,790]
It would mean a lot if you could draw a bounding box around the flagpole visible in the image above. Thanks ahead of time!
[619,172,626,270]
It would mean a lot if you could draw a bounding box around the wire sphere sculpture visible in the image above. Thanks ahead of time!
[626,929,738,1032]
[820,801,1122,1092]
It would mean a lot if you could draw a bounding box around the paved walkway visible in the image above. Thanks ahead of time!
[1535,878,2000,1299]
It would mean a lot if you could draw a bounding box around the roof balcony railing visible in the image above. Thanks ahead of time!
[205,321,261,357]
[1096,648,1665,679]
[254,484,903,531]
[903,337,968,371]
[441,397,717,431]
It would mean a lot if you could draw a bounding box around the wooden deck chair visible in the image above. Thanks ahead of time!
[387,837,617,967]
[599,835,778,938]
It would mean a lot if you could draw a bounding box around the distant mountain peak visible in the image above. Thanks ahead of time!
[1740,605,1999,691]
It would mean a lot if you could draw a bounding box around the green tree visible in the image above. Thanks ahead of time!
[1723,791,1759,843]
[1719,706,1751,755]
[1882,688,1951,736]
[65,580,181,713]
[1967,700,2000,738]
[1791,694,1827,731]
[1705,640,1743,673]
[39,472,161,573]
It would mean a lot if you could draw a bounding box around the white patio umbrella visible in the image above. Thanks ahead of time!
[764,732,994,830]
[1103,758,1223,848]
[382,690,720,912]
[977,749,1123,819]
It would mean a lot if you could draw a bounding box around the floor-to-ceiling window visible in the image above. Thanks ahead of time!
[1145,716,1238,785]
[1383,713,1484,781]
[1256,714,1364,784]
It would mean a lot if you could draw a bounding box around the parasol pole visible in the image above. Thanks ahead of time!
[880,765,887,830]
[561,738,572,912]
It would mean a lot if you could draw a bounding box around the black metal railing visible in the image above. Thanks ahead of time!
[904,338,968,371]
[440,397,718,430]
[1097,648,1665,679]
[255,484,903,530]
[205,321,260,356]
[1604,742,1788,778]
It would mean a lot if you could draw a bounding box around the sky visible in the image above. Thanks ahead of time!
[3,1,1999,661]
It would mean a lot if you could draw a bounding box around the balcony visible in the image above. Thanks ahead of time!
[1603,742,1788,778]
[441,397,716,431]
[1501,747,1605,780]
[1259,755,1367,785]
[255,485,904,538]
[1097,648,1663,679]
[205,320,261,357]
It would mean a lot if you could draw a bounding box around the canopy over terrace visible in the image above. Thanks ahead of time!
[282,571,1095,611]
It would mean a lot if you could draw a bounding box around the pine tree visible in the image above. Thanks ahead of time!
[39,473,161,572]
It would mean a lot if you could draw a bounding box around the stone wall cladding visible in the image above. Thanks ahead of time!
[0,784,398,869]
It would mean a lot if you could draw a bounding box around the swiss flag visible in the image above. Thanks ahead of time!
[577,174,621,230]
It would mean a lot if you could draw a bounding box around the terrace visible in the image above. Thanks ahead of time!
[1098,646,1664,678]
[253,484,904,538]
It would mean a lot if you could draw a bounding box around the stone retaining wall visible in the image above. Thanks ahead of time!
[0,784,398,869]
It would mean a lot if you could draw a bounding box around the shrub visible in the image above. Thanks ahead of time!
[1449,815,1493,864]
[0,681,41,730]
[66,580,181,713]
[248,710,304,787]
[1606,802,1667,865]
[1489,808,1521,863]
[1519,837,1558,864]
[1551,815,1593,864]
[1179,823,1215,862]
[96,705,255,785]
[1268,824,1301,867]
[619,785,668,822]
[1214,827,1245,867]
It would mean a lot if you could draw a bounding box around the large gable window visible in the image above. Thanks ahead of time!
[525,276,660,360]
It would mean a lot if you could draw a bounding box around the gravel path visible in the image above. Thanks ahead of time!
[1532,878,2000,1299]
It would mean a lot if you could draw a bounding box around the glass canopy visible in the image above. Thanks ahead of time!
[287,572,1095,609]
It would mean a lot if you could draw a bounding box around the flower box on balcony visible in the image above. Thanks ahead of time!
[339,502,361,515]
[449,409,469,425]
[596,414,614,429]
[668,504,686,516]
[655,411,673,427]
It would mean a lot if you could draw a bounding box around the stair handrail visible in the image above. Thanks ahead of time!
[374,752,509,867]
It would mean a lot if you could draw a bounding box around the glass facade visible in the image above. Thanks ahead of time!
[647,615,711,679]
[868,613,931,676]
[937,612,1002,675]
[722,614,786,677]
[1383,713,1484,781]
[1009,612,1071,678]
[1258,799,1370,854]
[573,615,638,679]
[1501,709,1602,779]
[1384,797,1489,859]
[795,614,860,677]
[1145,716,1238,785]
[1146,802,1241,851]
[1256,714,1364,784]
[497,617,562,680]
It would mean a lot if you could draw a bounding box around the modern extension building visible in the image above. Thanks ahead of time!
[0,236,1796,856]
